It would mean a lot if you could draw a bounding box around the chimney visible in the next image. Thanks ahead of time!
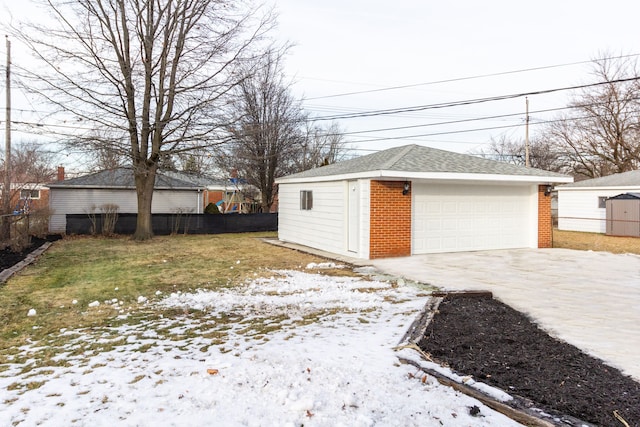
[57,166,65,182]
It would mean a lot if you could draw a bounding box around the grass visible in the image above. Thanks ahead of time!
[553,228,640,254]
[3,228,632,380]
[0,232,330,359]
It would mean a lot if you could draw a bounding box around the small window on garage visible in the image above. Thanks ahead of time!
[300,190,313,210]
[598,196,607,209]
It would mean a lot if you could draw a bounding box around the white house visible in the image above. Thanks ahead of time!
[48,168,225,233]
[276,145,573,259]
[557,170,640,233]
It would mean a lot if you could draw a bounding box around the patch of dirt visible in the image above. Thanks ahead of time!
[418,294,640,426]
[0,235,62,271]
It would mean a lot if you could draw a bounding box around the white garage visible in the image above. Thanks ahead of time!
[276,144,573,259]
[412,183,534,254]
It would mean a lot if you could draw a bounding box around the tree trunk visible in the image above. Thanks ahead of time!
[260,192,271,213]
[132,166,157,241]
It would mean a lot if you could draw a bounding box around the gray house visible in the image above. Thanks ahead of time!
[48,168,225,233]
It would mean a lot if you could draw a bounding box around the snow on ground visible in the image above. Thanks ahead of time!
[0,270,523,426]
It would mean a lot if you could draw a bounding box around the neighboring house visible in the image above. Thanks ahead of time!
[1,167,64,214]
[557,169,640,233]
[160,170,233,209]
[48,168,225,233]
[8,183,50,214]
[276,144,572,259]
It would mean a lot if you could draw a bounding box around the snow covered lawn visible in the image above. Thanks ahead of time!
[1,269,522,426]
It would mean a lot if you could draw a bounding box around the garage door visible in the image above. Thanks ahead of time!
[412,183,533,254]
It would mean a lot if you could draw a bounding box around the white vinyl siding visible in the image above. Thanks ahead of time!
[347,180,370,258]
[279,181,370,258]
[412,183,537,254]
[49,188,201,233]
[557,187,640,233]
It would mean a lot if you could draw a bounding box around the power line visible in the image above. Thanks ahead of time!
[310,76,640,121]
[339,109,625,145]
[303,52,640,101]
[6,74,640,150]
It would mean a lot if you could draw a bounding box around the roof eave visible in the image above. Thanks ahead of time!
[557,184,640,191]
[276,170,573,184]
[49,184,201,190]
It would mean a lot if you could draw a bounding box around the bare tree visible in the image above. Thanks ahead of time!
[541,54,640,179]
[474,135,566,172]
[93,146,127,171]
[0,141,56,241]
[174,149,218,174]
[1,141,57,187]
[10,0,274,240]
[221,51,305,212]
[287,121,347,173]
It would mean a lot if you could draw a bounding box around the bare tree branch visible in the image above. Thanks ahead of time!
[8,0,276,239]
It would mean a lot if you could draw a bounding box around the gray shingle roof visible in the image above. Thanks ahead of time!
[558,169,640,188]
[279,144,570,181]
[48,168,208,189]
[161,170,228,187]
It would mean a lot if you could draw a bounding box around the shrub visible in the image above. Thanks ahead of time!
[204,202,221,214]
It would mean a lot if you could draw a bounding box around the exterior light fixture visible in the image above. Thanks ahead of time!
[402,181,410,196]
[544,185,553,196]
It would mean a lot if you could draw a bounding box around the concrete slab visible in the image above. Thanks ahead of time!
[371,248,640,381]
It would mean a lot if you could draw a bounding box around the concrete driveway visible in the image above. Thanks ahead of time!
[371,248,640,381]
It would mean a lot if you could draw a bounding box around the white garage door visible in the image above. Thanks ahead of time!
[412,183,533,254]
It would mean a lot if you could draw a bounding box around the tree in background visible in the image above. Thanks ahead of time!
[218,52,347,212]
[0,141,57,240]
[11,0,274,240]
[474,135,566,173]
[220,52,305,212]
[289,121,347,174]
[1,142,57,186]
[540,54,640,179]
[93,146,127,171]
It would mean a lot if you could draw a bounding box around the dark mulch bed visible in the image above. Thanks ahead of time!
[418,294,639,426]
[0,235,62,271]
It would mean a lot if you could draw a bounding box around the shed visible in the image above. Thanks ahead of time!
[275,144,573,259]
[606,193,640,237]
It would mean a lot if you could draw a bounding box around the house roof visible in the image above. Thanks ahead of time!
[558,169,640,188]
[160,170,229,188]
[48,168,211,190]
[277,144,572,184]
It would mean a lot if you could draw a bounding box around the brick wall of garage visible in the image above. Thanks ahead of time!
[369,180,412,258]
[538,185,552,248]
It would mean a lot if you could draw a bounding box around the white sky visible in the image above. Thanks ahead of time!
[1,0,640,165]
[271,0,640,154]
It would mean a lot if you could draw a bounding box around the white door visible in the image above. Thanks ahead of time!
[412,183,532,254]
[347,181,359,253]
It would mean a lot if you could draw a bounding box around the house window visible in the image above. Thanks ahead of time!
[20,189,40,200]
[598,196,607,209]
[300,190,313,210]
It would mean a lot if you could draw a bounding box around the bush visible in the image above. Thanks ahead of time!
[204,202,221,214]
[29,207,53,238]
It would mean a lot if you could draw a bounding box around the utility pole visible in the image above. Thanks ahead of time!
[524,97,530,167]
[2,35,11,239]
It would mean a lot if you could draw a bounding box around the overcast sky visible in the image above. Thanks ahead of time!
[271,0,640,154]
[1,0,640,163]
